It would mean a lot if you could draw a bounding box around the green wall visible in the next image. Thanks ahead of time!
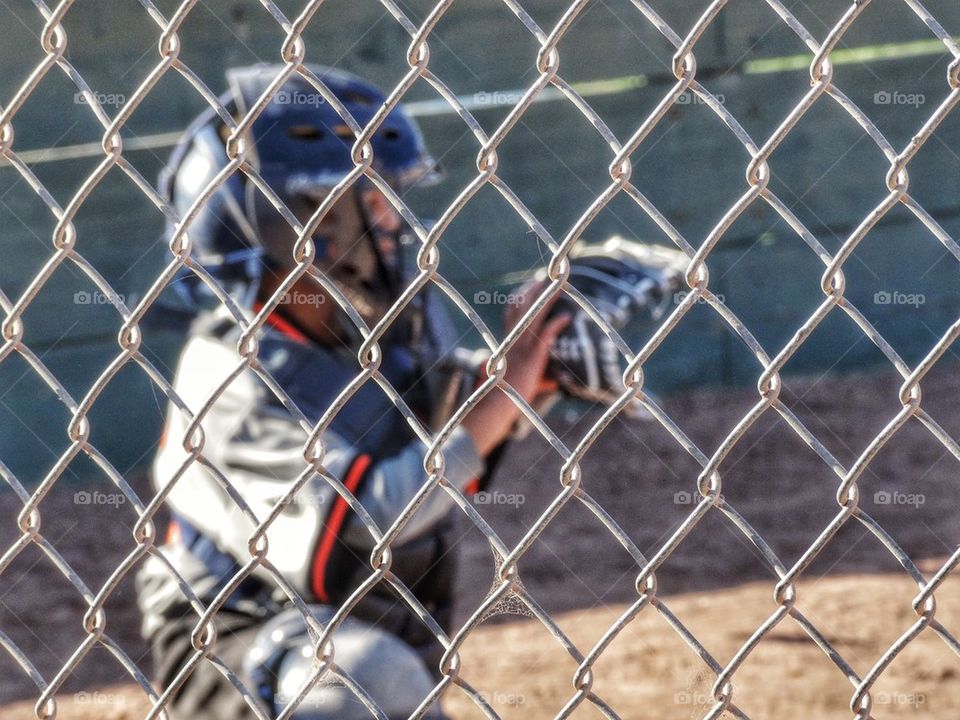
[1,0,958,481]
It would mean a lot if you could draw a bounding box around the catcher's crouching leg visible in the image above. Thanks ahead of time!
[243,606,448,720]
[150,606,264,720]
[150,604,446,719]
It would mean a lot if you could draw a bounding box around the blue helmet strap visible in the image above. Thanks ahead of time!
[223,175,261,251]
[324,188,427,356]
[353,188,401,300]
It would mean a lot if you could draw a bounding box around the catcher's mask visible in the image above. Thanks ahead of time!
[544,237,687,408]
[160,63,441,343]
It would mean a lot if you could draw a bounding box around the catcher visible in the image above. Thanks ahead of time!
[136,64,682,719]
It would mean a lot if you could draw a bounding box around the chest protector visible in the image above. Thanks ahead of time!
[204,312,458,667]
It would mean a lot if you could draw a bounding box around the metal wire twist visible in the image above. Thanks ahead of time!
[1,0,959,718]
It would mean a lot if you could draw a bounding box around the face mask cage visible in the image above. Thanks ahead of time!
[245,177,428,351]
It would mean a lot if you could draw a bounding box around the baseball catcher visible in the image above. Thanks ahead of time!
[135,64,683,720]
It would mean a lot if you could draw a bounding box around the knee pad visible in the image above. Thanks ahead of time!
[243,606,445,719]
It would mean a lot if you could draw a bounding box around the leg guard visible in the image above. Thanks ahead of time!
[244,606,446,719]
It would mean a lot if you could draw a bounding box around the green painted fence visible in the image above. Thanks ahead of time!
[1,0,958,481]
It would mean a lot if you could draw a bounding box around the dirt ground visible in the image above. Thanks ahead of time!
[2,362,960,718]
[3,572,960,720]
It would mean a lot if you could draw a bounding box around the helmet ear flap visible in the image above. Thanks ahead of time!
[159,104,219,206]
[160,101,268,309]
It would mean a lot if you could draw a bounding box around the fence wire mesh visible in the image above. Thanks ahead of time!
[1,0,960,718]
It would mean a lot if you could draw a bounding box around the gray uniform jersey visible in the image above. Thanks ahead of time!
[136,300,484,641]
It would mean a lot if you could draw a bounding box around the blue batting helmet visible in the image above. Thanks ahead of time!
[160,64,440,313]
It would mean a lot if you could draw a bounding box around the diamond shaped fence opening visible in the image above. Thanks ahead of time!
[1,1,960,719]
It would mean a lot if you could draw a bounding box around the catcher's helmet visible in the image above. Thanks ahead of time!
[546,237,687,407]
[160,64,440,330]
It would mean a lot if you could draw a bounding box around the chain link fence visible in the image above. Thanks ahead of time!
[1,0,960,718]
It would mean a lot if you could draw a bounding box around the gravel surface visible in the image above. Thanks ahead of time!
[2,362,959,717]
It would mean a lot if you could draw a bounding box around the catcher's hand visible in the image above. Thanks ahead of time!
[460,280,569,456]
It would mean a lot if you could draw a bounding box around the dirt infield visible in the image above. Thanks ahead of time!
[2,361,959,717]
[3,572,959,719]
